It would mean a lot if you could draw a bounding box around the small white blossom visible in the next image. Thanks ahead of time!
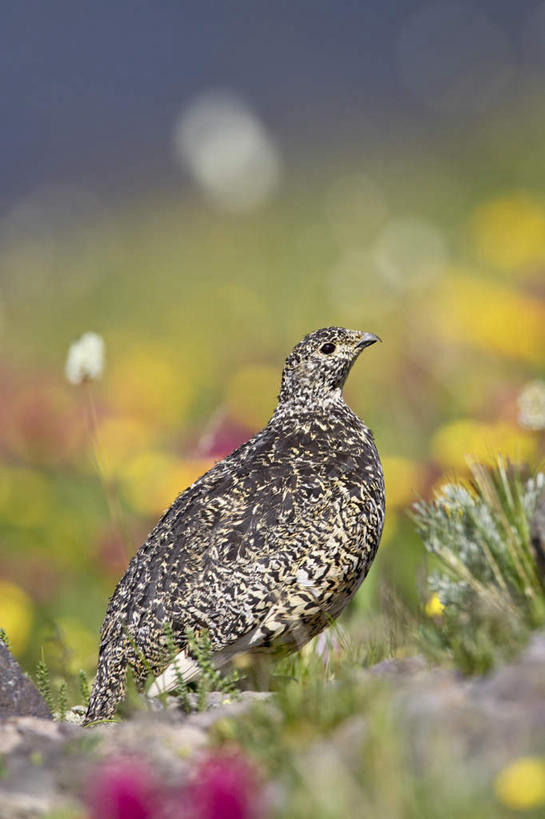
[65,332,105,385]
[518,380,545,431]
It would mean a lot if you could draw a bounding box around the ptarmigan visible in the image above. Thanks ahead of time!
[84,327,385,723]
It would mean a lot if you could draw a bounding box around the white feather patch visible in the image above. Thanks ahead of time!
[296,568,314,587]
[147,650,201,697]
[148,623,268,697]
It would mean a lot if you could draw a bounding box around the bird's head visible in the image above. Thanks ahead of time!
[278,327,380,407]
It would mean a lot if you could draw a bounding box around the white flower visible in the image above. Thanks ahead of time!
[518,380,545,431]
[65,332,105,385]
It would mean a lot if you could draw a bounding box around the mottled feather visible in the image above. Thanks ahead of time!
[84,327,385,723]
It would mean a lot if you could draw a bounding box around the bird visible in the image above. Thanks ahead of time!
[84,327,385,723]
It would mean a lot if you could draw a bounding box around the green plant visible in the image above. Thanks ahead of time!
[34,652,73,720]
[35,653,57,715]
[57,681,68,721]
[153,625,244,712]
[185,628,243,710]
[414,458,545,672]
[163,623,191,712]
[78,669,90,708]
[0,627,11,651]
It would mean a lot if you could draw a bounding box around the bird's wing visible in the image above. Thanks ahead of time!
[101,426,275,639]
[105,415,381,686]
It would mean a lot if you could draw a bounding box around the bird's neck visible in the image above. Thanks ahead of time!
[272,387,346,419]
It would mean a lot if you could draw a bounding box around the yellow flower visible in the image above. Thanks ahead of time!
[432,271,545,362]
[425,594,444,618]
[473,194,545,272]
[495,757,545,810]
[0,581,33,654]
[431,420,535,469]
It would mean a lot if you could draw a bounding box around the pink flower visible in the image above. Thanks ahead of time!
[85,751,264,819]
[86,758,160,819]
[184,751,262,819]
[314,630,342,667]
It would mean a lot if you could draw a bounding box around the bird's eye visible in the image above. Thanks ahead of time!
[320,342,336,355]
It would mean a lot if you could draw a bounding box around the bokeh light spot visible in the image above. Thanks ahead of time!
[382,456,423,508]
[173,91,282,212]
[121,451,215,516]
[56,617,99,674]
[432,272,545,362]
[495,757,545,810]
[473,195,545,272]
[373,217,448,289]
[518,381,545,431]
[96,415,159,480]
[107,347,193,428]
[431,420,534,468]
[0,467,53,529]
[0,581,33,654]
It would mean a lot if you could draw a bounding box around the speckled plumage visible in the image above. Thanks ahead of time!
[84,327,385,723]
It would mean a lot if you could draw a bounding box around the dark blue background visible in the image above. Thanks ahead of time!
[1,1,539,210]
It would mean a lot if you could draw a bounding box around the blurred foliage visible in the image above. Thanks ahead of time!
[415,459,545,673]
[0,141,545,683]
[213,662,523,819]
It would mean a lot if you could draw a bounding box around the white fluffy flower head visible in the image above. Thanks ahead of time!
[65,332,105,385]
[518,380,545,431]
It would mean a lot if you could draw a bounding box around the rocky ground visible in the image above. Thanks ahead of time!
[1,635,545,818]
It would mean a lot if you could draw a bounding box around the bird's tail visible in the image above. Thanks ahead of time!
[83,640,129,725]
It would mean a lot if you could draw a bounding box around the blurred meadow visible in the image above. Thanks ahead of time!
[1,0,545,725]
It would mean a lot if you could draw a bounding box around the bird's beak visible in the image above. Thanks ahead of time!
[357,332,381,350]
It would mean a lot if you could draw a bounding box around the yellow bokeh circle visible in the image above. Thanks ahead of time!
[473,195,545,272]
[0,581,33,654]
[381,455,423,508]
[495,757,545,810]
[431,420,534,469]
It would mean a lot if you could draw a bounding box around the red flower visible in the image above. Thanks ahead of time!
[85,751,264,819]
[183,751,262,819]
[86,758,160,819]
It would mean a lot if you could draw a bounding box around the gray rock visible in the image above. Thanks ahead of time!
[369,654,427,677]
[1,638,545,817]
[0,717,82,818]
[0,644,51,720]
